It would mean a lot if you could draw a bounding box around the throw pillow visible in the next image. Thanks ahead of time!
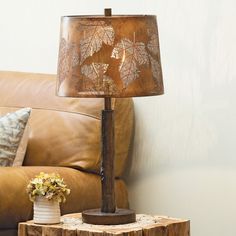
[13,123,30,166]
[0,108,31,166]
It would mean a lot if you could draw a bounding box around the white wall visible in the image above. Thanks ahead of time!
[1,1,236,235]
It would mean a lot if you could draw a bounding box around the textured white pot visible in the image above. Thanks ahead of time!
[33,196,61,224]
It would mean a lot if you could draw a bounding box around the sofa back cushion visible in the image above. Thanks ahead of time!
[0,71,134,177]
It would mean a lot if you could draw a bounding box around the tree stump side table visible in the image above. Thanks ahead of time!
[18,213,190,236]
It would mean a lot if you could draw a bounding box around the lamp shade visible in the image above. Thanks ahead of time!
[56,15,164,97]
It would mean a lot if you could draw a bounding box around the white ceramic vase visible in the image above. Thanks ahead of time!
[33,196,61,224]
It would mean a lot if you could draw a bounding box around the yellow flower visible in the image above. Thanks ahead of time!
[26,172,70,203]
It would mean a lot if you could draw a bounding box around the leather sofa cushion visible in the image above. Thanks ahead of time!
[0,71,134,176]
[0,166,129,229]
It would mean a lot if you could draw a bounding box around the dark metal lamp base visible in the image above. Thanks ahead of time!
[82,208,136,225]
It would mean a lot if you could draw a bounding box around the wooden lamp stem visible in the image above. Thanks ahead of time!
[102,9,115,213]
[82,96,135,224]
[101,97,116,212]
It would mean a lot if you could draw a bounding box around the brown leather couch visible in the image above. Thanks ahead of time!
[0,71,134,236]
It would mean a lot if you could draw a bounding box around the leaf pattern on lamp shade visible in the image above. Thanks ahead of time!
[147,34,159,55]
[71,47,80,67]
[81,63,117,94]
[57,38,79,84]
[111,38,149,88]
[79,21,115,64]
[149,55,161,81]
[147,28,161,83]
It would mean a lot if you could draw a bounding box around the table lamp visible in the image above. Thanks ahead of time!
[56,8,164,225]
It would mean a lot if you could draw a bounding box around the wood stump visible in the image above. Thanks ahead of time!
[18,213,190,236]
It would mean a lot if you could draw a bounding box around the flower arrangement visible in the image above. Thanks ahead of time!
[26,172,70,203]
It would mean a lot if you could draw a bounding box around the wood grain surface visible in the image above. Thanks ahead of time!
[18,213,190,236]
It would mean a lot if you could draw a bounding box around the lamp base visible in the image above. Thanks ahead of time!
[82,208,136,225]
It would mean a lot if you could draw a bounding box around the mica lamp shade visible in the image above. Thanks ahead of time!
[56,15,164,98]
